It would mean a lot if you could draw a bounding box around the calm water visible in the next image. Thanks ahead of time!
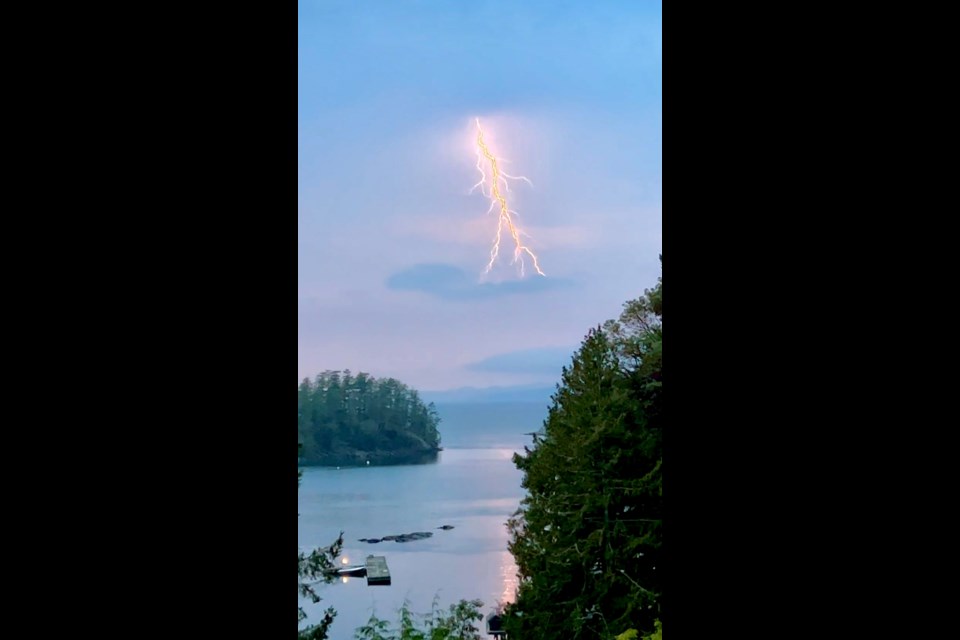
[298,403,545,640]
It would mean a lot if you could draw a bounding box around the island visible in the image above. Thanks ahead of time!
[298,370,442,467]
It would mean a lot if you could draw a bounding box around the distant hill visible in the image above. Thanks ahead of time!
[421,384,555,405]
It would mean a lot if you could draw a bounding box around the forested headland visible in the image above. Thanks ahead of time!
[297,370,442,467]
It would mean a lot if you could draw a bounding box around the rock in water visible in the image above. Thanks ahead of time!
[396,531,431,542]
[362,530,437,543]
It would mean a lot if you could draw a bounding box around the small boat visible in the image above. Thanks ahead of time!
[337,565,367,577]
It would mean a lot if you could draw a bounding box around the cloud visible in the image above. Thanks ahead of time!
[385,263,573,300]
[465,347,576,376]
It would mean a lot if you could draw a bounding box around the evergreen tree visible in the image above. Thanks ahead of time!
[297,371,441,465]
[506,263,662,639]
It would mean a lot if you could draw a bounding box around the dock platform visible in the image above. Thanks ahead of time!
[365,555,391,585]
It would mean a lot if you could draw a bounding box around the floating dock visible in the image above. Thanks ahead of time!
[365,555,391,586]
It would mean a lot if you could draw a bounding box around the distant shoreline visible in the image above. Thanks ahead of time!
[298,446,441,468]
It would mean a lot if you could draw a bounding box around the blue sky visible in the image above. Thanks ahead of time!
[299,0,661,391]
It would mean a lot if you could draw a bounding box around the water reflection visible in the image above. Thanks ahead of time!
[496,507,519,606]
[500,549,519,604]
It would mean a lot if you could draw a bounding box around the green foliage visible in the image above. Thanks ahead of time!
[298,445,345,640]
[354,598,485,640]
[505,264,663,639]
[615,622,662,640]
[642,620,662,640]
[298,370,442,465]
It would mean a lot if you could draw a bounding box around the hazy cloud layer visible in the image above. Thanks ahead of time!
[386,264,574,300]
[465,347,577,375]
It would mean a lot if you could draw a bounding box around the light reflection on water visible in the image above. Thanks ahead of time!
[500,550,519,606]
[298,446,527,639]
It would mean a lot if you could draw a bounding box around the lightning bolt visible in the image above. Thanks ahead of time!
[471,118,545,277]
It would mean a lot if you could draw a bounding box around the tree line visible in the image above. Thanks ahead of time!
[298,370,441,465]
